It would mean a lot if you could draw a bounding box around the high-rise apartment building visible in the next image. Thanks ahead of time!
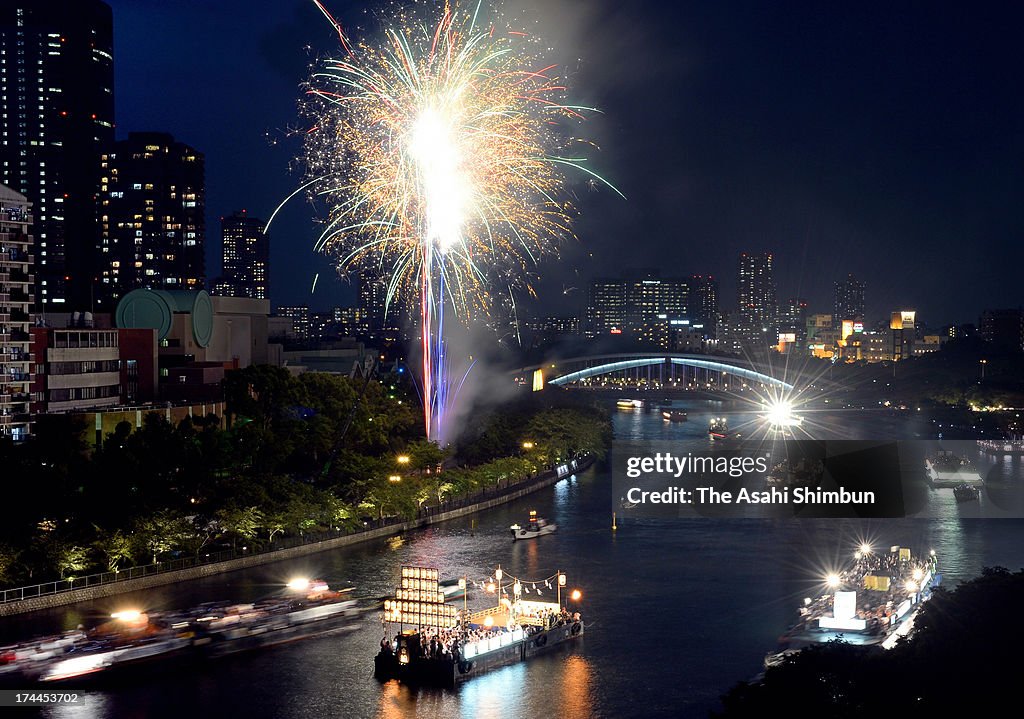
[0,184,33,440]
[0,0,114,310]
[688,275,719,337]
[97,132,205,306]
[834,273,866,323]
[585,278,626,338]
[586,273,693,347]
[214,210,268,300]
[737,252,777,330]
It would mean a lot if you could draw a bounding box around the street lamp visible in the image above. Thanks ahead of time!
[980,359,988,381]
[388,475,402,483]
[522,441,534,450]
[397,454,410,465]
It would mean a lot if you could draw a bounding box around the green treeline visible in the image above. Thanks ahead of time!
[0,366,609,587]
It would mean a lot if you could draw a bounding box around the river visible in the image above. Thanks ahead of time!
[12,398,1024,718]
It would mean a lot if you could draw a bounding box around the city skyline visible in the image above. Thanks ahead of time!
[99,0,1022,324]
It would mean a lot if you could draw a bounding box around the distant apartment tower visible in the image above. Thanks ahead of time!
[587,273,694,347]
[215,210,268,300]
[357,277,405,333]
[277,305,310,340]
[783,297,808,326]
[97,132,205,308]
[586,278,626,338]
[688,275,719,337]
[979,309,1024,352]
[0,0,114,311]
[625,274,686,347]
[834,273,866,323]
[737,252,777,330]
[526,316,580,344]
[0,185,33,440]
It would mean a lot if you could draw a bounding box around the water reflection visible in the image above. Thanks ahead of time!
[9,399,1024,719]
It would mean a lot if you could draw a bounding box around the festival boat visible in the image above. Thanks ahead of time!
[374,565,584,688]
[510,510,557,540]
[0,578,360,686]
[766,545,940,667]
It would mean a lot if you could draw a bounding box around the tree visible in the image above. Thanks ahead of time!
[0,544,18,585]
[132,511,189,564]
[216,506,264,549]
[93,528,133,572]
[50,543,89,580]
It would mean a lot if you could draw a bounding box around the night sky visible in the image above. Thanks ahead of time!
[108,0,1023,326]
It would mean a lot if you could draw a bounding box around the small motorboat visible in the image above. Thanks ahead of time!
[439,578,467,600]
[510,510,557,541]
[616,398,642,410]
[662,410,688,422]
[953,483,980,503]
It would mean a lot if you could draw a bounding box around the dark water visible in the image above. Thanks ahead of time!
[11,400,1024,719]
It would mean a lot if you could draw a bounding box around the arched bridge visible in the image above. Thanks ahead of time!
[522,353,794,391]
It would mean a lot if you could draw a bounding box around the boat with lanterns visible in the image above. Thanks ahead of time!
[510,510,557,540]
[766,545,940,667]
[374,565,584,687]
[0,578,360,686]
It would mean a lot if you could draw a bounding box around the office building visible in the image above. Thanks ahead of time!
[0,0,114,310]
[890,310,917,361]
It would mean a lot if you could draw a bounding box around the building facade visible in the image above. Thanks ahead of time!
[0,0,114,311]
[737,252,778,335]
[585,278,626,338]
[30,326,120,412]
[586,273,694,347]
[979,309,1023,352]
[276,305,310,340]
[0,185,33,439]
[214,210,268,300]
[834,273,866,324]
[688,275,719,338]
[98,132,205,308]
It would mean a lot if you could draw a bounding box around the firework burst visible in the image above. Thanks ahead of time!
[278,0,618,439]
